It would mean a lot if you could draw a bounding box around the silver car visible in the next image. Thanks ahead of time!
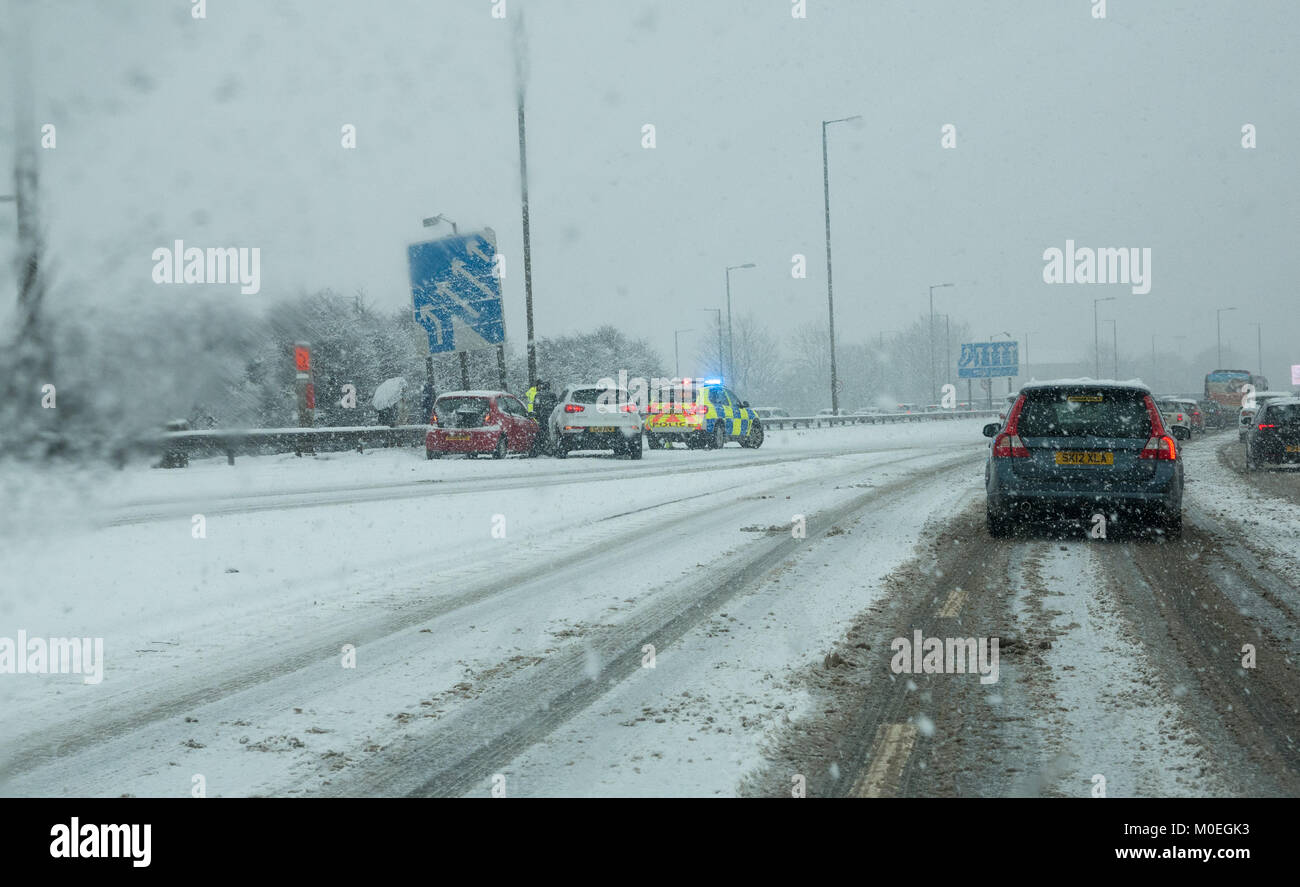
[550,383,643,459]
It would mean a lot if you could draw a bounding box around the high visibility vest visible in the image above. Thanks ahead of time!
[526,386,538,413]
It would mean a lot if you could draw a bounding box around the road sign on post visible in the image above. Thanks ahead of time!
[409,229,505,355]
[958,342,1019,379]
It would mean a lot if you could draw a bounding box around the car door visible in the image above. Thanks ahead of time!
[726,388,750,436]
[498,395,531,451]
[710,387,734,438]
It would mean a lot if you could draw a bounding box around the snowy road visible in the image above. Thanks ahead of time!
[1,423,1297,797]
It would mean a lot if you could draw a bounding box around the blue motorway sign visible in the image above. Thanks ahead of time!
[408,229,505,354]
[958,341,1019,378]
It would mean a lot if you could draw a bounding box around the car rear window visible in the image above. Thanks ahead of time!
[1016,389,1152,439]
[571,387,631,408]
[1263,404,1300,424]
[436,396,490,427]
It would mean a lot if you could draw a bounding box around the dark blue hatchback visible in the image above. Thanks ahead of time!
[984,381,1183,538]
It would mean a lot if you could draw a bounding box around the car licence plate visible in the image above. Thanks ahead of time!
[589,426,616,433]
[1054,450,1113,466]
[1287,445,1300,453]
[446,432,471,441]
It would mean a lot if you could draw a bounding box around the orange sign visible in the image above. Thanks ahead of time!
[294,345,311,373]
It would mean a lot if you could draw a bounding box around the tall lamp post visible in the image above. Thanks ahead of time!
[1216,307,1236,368]
[1249,321,1262,376]
[822,114,861,415]
[674,328,694,378]
[928,283,954,403]
[1093,296,1117,378]
[990,331,1013,404]
[699,308,724,381]
[725,263,755,387]
[936,313,951,394]
[1102,319,1117,379]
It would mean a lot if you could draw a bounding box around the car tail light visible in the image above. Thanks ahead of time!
[565,403,584,413]
[621,403,638,412]
[992,394,1029,457]
[1140,434,1177,460]
[1139,396,1177,459]
[1142,396,1168,435]
[428,413,438,427]
[1258,423,1276,430]
[992,432,1029,458]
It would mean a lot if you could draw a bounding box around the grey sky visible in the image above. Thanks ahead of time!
[3,0,1297,384]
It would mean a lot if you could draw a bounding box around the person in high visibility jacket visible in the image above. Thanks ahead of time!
[526,384,538,414]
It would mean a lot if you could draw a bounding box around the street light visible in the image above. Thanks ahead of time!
[990,331,1013,403]
[936,314,952,392]
[928,283,954,402]
[1216,307,1236,368]
[1093,296,1117,377]
[725,263,756,386]
[1102,319,1117,378]
[674,329,694,378]
[422,213,458,235]
[1249,321,1263,376]
[822,114,861,415]
[699,308,724,382]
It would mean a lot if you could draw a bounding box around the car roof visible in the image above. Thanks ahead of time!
[437,390,509,398]
[1020,378,1151,392]
[1259,397,1300,407]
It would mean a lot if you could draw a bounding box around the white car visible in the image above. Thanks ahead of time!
[752,407,791,419]
[1157,399,1193,441]
[550,383,643,459]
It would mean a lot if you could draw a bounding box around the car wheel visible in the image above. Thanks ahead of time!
[492,435,508,460]
[1245,446,1257,471]
[627,434,643,460]
[740,421,764,449]
[426,449,440,460]
[712,422,726,449]
[554,438,568,459]
[987,507,1012,538]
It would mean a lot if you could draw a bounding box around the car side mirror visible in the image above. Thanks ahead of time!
[1172,426,1190,441]
[982,422,1000,438]
[741,401,750,408]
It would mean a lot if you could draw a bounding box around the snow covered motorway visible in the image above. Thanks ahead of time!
[1,421,1297,798]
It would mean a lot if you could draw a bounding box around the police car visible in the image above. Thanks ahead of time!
[643,379,764,450]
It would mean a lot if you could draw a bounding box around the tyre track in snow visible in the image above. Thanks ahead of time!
[749,505,1299,797]
[104,440,959,527]
[0,445,977,793]
[299,450,988,797]
[1110,527,1300,795]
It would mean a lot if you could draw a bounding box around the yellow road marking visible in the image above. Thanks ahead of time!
[938,588,967,618]
[851,723,918,797]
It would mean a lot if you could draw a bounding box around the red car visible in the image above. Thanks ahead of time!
[426,391,538,459]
